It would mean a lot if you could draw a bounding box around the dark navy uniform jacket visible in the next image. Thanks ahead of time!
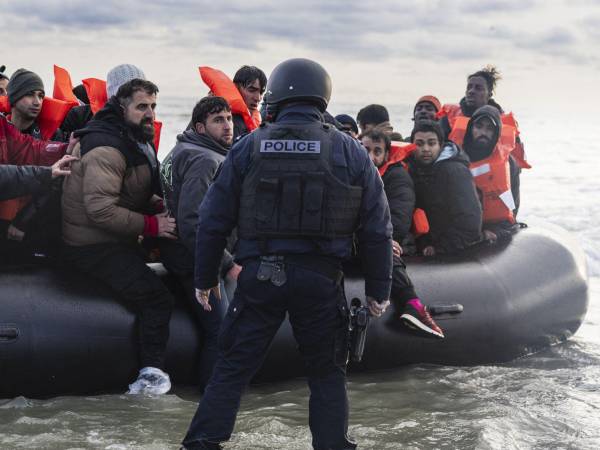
[194,104,393,301]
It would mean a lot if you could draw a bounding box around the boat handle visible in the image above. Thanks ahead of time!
[429,304,464,315]
[0,325,19,342]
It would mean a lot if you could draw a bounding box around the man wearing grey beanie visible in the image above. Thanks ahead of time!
[60,64,146,140]
[7,68,45,139]
[106,64,146,98]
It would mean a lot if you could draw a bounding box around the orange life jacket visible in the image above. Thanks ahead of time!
[449,116,517,224]
[199,66,261,132]
[82,78,108,115]
[379,141,430,237]
[500,112,531,169]
[0,94,73,140]
[436,103,462,125]
[53,65,79,105]
[81,77,162,151]
[441,103,531,170]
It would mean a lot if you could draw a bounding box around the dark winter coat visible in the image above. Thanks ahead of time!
[409,142,482,254]
[159,130,233,275]
[381,162,416,249]
[194,104,393,300]
[0,164,52,201]
[59,105,93,141]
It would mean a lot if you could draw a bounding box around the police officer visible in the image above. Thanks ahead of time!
[182,58,393,450]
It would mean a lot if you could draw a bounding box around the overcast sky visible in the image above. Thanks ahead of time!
[2,0,598,118]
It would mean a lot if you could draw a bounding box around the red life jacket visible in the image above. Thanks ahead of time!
[199,66,261,132]
[82,78,108,115]
[53,65,79,105]
[0,93,73,140]
[500,112,531,169]
[449,116,517,224]
[436,103,462,125]
[379,141,430,237]
[82,78,162,151]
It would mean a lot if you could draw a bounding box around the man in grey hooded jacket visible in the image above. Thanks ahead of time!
[160,96,239,389]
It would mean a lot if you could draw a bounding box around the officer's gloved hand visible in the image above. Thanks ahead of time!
[366,297,389,318]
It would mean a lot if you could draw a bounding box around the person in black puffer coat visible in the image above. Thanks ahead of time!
[408,120,483,256]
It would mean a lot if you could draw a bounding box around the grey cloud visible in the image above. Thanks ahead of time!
[0,0,594,67]
[457,0,538,13]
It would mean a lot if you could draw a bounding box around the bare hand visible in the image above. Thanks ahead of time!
[423,246,436,257]
[66,133,79,155]
[51,154,78,178]
[367,296,390,318]
[483,229,498,243]
[392,240,403,258]
[195,285,222,311]
[7,224,25,241]
[155,211,177,239]
[226,263,242,281]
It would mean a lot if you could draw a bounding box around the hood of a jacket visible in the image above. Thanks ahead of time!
[177,129,229,157]
[463,105,502,163]
[434,141,470,167]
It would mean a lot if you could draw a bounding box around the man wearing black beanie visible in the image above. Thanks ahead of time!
[7,68,45,138]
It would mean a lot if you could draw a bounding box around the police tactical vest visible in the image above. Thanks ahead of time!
[238,122,363,241]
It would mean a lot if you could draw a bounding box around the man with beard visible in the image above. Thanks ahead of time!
[232,65,266,139]
[61,79,175,395]
[452,105,521,242]
[160,96,240,390]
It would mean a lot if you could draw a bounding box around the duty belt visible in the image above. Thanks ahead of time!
[256,254,343,287]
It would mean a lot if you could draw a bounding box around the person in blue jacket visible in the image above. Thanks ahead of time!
[182,58,393,450]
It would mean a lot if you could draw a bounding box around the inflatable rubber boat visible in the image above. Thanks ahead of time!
[0,223,588,398]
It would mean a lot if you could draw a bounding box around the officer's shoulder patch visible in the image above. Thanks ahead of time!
[260,139,321,154]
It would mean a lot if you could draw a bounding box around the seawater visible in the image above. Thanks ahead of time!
[1,100,599,450]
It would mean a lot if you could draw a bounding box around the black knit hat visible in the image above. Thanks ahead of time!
[7,68,45,105]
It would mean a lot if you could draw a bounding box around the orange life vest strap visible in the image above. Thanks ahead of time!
[53,65,79,105]
[199,66,260,132]
[83,78,108,115]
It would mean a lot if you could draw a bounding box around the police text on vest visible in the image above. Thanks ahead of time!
[260,140,321,153]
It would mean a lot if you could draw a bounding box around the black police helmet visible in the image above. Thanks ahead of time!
[265,58,331,112]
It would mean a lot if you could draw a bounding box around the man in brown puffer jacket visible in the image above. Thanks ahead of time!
[61,79,176,395]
